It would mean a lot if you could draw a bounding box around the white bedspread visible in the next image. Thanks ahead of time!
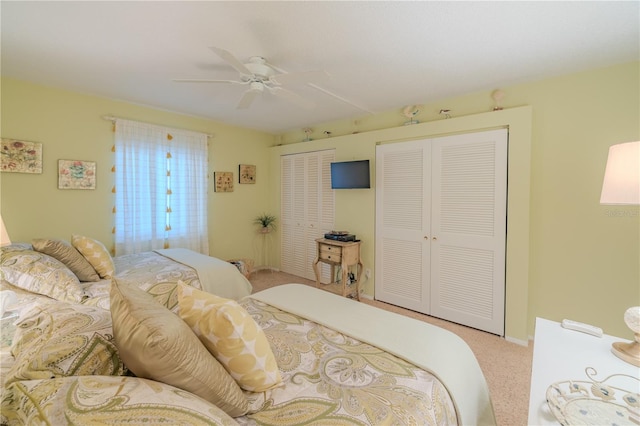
[250,284,496,426]
[155,249,252,300]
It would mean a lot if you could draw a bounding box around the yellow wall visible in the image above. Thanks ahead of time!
[276,61,639,340]
[270,107,533,343]
[2,62,638,340]
[0,78,276,261]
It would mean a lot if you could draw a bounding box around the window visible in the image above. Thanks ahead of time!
[113,119,209,255]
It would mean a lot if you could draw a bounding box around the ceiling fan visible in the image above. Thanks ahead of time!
[174,47,329,109]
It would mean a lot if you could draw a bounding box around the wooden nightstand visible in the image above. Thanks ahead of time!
[313,238,363,300]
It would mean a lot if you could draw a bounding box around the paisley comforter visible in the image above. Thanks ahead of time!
[238,296,457,425]
[1,291,461,425]
[84,249,252,310]
[1,248,494,426]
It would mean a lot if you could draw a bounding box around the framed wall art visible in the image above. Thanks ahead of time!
[1,138,43,173]
[239,164,256,184]
[214,171,234,192]
[58,160,96,190]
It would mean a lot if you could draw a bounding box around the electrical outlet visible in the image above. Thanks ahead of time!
[365,269,371,279]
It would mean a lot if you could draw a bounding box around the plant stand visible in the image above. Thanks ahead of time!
[253,229,278,272]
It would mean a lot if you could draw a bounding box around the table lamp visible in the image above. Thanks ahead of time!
[600,141,640,367]
[0,215,11,247]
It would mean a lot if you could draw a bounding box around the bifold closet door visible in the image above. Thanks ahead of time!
[281,154,307,278]
[375,140,431,313]
[281,150,335,282]
[430,129,507,336]
[303,151,336,283]
[375,129,507,336]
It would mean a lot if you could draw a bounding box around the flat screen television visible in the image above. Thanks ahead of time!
[330,160,370,189]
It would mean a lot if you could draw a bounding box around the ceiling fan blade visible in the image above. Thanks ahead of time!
[209,46,252,76]
[268,86,314,109]
[237,88,260,109]
[270,70,329,86]
[172,79,247,84]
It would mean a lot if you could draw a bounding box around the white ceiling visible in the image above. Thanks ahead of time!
[2,1,638,134]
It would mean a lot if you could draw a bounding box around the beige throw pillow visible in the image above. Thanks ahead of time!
[71,235,115,279]
[32,238,100,282]
[109,279,248,417]
[177,282,282,392]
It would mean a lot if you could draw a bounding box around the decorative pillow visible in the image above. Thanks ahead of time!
[5,301,126,385]
[0,246,87,303]
[71,234,115,279]
[3,376,237,425]
[32,238,100,282]
[177,281,282,392]
[109,278,248,417]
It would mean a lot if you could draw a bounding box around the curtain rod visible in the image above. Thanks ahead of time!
[102,115,214,138]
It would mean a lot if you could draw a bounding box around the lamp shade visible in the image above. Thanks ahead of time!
[0,216,11,247]
[600,141,640,205]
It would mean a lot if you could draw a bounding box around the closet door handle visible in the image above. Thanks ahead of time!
[432,236,438,241]
[424,236,429,240]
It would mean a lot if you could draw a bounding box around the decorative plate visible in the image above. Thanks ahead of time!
[546,367,640,425]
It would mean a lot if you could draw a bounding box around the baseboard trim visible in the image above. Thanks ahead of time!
[361,292,530,346]
[505,335,530,347]
[254,266,280,272]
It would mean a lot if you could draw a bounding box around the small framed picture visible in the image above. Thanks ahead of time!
[239,164,256,184]
[1,138,43,173]
[214,171,234,192]
[58,160,96,190]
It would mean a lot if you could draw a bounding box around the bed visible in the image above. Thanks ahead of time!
[0,239,496,425]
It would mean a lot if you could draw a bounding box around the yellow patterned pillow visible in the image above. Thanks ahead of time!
[71,234,115,279]
[177,281,282,392]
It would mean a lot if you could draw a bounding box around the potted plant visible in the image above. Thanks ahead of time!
[254,213,277,233]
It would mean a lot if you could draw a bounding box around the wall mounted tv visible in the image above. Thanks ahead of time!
[330,160,370,189]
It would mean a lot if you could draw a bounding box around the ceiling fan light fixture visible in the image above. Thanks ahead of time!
[249,81,264,92]
[176,47,329,110]
[244,57,275,80]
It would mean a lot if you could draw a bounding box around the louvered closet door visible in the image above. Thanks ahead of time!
[430,129,507,335]
[280,155,307,278]
[375,140,431,312]
[315,151,336,283]
[305,154,320,280]
[375,129,507,336]
[281,150,335,281]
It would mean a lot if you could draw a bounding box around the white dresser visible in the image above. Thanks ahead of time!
[528,317,640,425]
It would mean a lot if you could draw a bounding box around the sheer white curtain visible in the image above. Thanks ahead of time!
[114,119,209,255]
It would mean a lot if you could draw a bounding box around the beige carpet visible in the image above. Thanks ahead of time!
[249,269,533,426]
